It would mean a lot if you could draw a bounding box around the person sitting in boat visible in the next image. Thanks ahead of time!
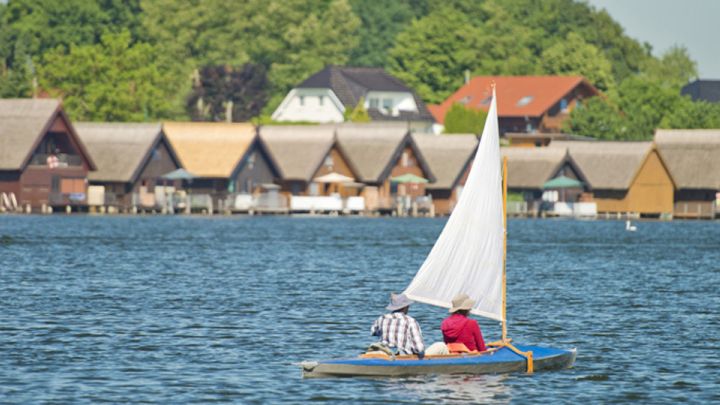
[370,293,425,358]
[441,293,487,353]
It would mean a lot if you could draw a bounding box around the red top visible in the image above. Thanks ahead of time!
[441,313,486,352]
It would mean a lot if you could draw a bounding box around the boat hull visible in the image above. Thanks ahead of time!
[301,345,576,378]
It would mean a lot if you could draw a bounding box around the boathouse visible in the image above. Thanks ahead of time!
[552,141,675,217]
[74,122,182,212]
[501,146,588,216]
[413,134,477,215]
[655,129,720,219]
[336,124,435,212]
[163,122,273,212]
[0,99,96,213]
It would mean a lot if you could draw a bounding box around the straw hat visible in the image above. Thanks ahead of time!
[449,293,475,313]
[386,293,414,311]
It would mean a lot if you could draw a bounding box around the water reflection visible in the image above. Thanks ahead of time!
[390,374,510,404]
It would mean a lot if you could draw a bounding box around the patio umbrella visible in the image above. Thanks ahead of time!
[313,172,355,183]
[543,176,583,189]
[391,173,429,184]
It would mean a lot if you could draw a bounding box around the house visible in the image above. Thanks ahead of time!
[413,134,478,215]
[74,122,182,212]
[0,99,96,213]
[501,147,588,216]
[551,141,675,217]
[163,122,275,212]
[258,124,354,196]
[681,80,720,103]
[336,123,435,212]
[429,76,599,134]
[655,129,720,219]
[271,66,435,132]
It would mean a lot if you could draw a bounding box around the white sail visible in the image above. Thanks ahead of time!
[403,88,504,321]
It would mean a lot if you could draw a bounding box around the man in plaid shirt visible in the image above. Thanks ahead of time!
[371,293,425,357]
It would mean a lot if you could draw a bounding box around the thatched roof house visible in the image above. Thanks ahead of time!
[501,146,585,191]
[258,124,337,183]
[551,140,674,216]
[163,122,256,179]
[655,129,720,218]
[413,134,477,214]
[0,99,95,211]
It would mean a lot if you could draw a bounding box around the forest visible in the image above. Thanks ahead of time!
[1,0,718,139]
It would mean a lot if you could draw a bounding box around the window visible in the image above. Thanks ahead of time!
[401,152,409,167]
[480,96,492,105]
[299,95,305,106]
[460,96,472,105]
[560,98,569,112]
[382,98,393,111]
[152,147,162,160]
[319,95,324,106]
[517,96,534,107]
[324,155,334,168]
[248,153,256,170]
[369,98,379,109]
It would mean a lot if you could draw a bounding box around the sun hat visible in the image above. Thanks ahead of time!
[449,293,475,313]
[386,293,414,311]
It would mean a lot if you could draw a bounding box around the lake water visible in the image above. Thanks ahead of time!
[0,216,718,404]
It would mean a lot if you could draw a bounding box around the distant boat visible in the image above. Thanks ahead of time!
[626,220,637,232]
[300,87,576,378]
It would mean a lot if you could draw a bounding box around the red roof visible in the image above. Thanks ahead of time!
[431,76,599,124]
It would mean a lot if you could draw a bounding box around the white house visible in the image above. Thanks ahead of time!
[271,66,435,132]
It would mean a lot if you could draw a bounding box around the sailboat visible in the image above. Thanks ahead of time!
[300,88,576,378]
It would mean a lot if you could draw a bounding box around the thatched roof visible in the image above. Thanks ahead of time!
[336,124,425,183]
[655,129,720,189]
[0,98,95,170]
[75,122,172,183]
[258,125,336,181]
[163,122,255,178]
[413,134,477,190]
[501,147,574,189]
[550,140,652,190]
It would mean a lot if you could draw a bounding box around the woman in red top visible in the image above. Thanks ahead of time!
[441,293,486,352]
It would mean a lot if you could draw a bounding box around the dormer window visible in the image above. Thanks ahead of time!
[369,98,379,109]
[319,95,324,106]
[517,96,534,107]
[480,96,492,105]
[382,98,392,111]
[460,96,472,105]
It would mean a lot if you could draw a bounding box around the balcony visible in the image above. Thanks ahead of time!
[29,153,83,167]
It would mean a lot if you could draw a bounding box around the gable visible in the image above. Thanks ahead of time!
[384,137,435,183]
[311,145,357,180]
[630,149,674,190]
[133,136,181,184]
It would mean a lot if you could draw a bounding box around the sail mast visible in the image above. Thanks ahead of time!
[501,156,508,342]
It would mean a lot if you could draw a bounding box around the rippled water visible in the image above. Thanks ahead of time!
[0,216,719,404]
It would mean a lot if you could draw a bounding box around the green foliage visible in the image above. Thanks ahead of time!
[348,0,424,67]
[387,7,483,104]
[659,98,720,129]
[344,97,371,122]
[540,32,615,91]
[444,103,488,134]
[563,97,630,140]
[187,64,269,122]
[642,45,698,87]
[38,31,180,121]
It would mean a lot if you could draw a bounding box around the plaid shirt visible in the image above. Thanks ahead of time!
[371,312,425,355]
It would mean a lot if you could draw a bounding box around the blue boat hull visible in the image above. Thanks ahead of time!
[301,345,576,378]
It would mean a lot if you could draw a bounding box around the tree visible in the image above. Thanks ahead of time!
[540,32,615,91]
[187,63,269,122]
[348,0,422,67]
[563,97,629,140]
[659,98,720,129]
[443,103,488,134]
[39,31,179,121]
[643,45,698,88]
[387,7,483,104]
[344,97,371,122]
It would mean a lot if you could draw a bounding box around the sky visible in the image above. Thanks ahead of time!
[587,0,720,79]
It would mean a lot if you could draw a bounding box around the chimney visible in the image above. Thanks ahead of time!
[464,69,470,84]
